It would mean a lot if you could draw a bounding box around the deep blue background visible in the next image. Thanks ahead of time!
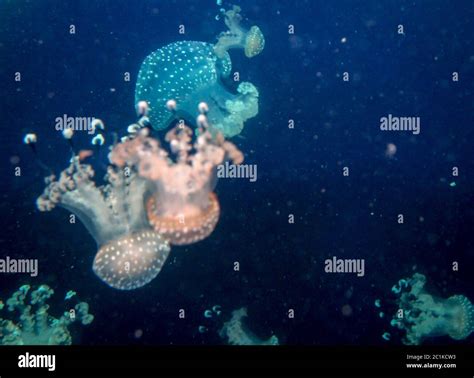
[0,0,473,345]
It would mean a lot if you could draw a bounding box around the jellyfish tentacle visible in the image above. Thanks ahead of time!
[37,156,170,290]
[110,118,243,246]
[0,285,93,345]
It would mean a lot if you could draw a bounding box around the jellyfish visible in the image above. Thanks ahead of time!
[390,273,474,345]
[109,120,243,246]
[134,5,264,137]
[36,156,171,290]
[0,284,93,345]
[213,5,265,59]
[219,307,279,345]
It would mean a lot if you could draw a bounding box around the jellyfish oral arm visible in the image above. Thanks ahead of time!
[58,186,117,245]
[214,32,245,58]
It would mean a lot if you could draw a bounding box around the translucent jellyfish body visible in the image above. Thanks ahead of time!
[0,284,93,345]
[134,6,264,137]
[391,273,474,345]
[219,307,279,345]
[37,158,170,290]
[110,124,243,246]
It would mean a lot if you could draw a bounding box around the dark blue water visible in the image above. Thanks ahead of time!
[0,0,473,345]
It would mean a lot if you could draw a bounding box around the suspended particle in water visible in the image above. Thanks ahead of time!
[341,304,353,317]
[382,332,391,341]
[65,290,76,300]
[198,325,208,333]
[134,329,144,339]
[204,309,213,318]
[385,143,397,158]
[374,299,381,308]
[212,305,222,315]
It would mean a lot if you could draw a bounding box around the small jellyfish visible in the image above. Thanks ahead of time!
[212,305,222,315]
[382,332,391,341]
[374,299,381,308]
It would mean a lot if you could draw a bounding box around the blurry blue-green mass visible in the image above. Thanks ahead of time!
[0,284,93,345]
[135,5,264,137]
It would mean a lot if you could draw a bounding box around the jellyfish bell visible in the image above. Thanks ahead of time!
[134,6,263,137]
[109,118,243,246]
[37,157,171,290]
[244,26,265,58]
[443,295,474,341]
[146,191,220,246]
[93,230,170,290]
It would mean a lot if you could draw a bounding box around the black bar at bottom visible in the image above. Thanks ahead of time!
[0,345,472,377]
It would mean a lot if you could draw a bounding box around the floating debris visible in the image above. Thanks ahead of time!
[65,290,76,300]
[204,309,213,318]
